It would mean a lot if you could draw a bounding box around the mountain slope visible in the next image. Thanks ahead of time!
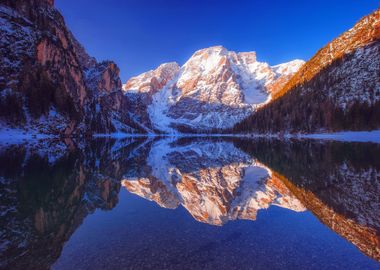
[123,63,181,133]
[0,0,145,136]
[234,8,380,134]
[124,46,304,133]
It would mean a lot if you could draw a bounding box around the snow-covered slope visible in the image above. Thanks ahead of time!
[123,62,180,94]
[123,46,304,133]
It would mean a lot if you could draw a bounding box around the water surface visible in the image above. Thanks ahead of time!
[0,137,379,270]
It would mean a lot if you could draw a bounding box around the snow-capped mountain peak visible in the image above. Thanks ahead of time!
[123,62,180,94]
[123,46,304,133]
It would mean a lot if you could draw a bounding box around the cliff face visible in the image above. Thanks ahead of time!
[275,9,380,101]
[0,0,144,136]
[0,0,55,19]
[234,9,380,133]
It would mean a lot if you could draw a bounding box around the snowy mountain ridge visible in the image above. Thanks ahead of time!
[123,46,304,133]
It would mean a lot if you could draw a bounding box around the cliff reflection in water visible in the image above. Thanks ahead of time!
[0,138,143,270]
[235,138,380,261]
[0,137,379,270]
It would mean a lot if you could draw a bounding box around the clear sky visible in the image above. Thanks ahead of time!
[56,0,379,82]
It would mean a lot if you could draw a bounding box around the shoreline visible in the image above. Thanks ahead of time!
[1,128,379,144]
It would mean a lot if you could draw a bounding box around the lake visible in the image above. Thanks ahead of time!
[0,137,379,270]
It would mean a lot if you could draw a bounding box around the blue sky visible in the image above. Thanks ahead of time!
[56,0,379,82]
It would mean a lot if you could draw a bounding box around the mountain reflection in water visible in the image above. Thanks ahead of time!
[122,139,305,226]
[0,137,379,270]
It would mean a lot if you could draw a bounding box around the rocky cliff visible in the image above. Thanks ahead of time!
[0,0,144,136]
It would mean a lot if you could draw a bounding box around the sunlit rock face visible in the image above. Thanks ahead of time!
[123,63,180,94]
[122,139,305,225]
[123,46,304,133]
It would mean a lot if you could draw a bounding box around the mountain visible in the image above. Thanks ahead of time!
[2,0,376,136]
[233,8,380,134]
[0,0,145,136]
[0,0,303,136]
[123,46,304,133]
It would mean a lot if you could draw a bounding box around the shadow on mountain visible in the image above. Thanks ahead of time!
[166,97,252,133]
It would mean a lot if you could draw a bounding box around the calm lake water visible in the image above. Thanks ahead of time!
[0,137,379,270]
